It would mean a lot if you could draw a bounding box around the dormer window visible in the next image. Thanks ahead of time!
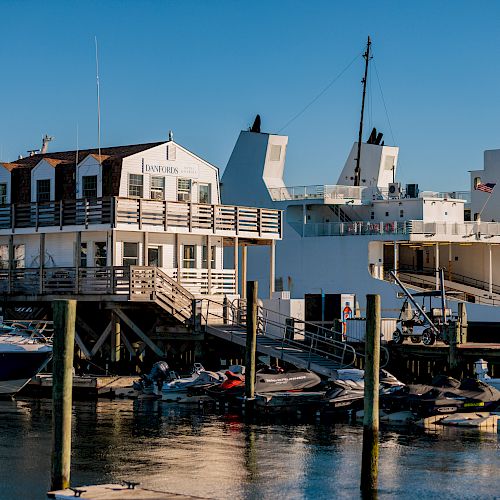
[82,175,98,199]
[128,174,143,198]
[37,179,51,202]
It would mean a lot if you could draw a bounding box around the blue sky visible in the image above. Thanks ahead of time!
[1,1,499,191]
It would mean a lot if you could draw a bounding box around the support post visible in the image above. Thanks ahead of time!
[175,234,181,282]
[143,231,149,266]
[448,320,461,377]
[110,310,121,365]
[234,237,239,296]
[241,245,247,299]
[51,299,76,491]
[435,243,440,290]
[207,235,212,295]
[75,232,81,294]
[245,281,258,400]
[269,240,275,299]
[8,234,13,294]
[393,241,398,277]
[39,232,45,295]
[488,243,492,295]
[458,302,467,344]
[360,294,380,495]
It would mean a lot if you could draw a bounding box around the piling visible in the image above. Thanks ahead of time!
[360,294,380,495]
[51,299,76,491]
[245,281,258,400]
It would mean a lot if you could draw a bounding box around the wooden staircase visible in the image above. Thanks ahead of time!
[129,267,194,323]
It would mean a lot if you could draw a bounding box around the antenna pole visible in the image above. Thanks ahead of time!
[354,36,371,187]
[95,36,101,165]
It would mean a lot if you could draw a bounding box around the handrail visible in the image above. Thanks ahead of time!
[200,297,358,369]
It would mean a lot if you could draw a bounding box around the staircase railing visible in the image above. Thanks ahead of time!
[200,298,359,369]
[129,266,194,321]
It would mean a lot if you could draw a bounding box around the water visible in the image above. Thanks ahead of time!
[0,398,498,500]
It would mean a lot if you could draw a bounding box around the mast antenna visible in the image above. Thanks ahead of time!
[354,36,372,187]
[95,36,102,165]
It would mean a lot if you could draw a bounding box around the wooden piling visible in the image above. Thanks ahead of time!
[245,281,258,400]
[51,299,76,491]
[360,294,380,494]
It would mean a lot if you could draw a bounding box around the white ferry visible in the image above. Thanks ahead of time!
[221,125,500,324]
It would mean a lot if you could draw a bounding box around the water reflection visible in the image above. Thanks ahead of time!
[0,399,498,499]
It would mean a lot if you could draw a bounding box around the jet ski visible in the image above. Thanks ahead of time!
[161,363,224,401]
[388,375,500,417]
[323,369,405,413]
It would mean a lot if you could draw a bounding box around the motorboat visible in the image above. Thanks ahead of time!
[384,375,500,416]
[0,322,53,397]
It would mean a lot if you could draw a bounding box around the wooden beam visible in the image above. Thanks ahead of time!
[114,308,164,356]
[143,231,149,266]
[74,332,91,359]
[90,321,112,357]
[120,330,136,357]
[76,315,99,340]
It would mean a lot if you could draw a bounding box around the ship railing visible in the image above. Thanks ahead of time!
[269,184,366,202]
[294,220,411,237]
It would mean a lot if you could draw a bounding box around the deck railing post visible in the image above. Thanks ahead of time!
[59,200,63,230]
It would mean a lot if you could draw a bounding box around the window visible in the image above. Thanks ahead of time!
[202,245,216,269]
[370,211,374,220]
[128,174,143,198]
[37,179,51,202]
[198,184,211,204]
[80,242,88,267]
[0,183,7,205]
[270,145,282,161]
[0,244,8,269]
[177,179,191,202]
[123,242,139,266]
[183,245,196,269]
[400,209,404,218]
[150,176,165,200]
[474,177,481,189]
[385,211,389,217]
[148,246,161,267]
[166,143,176,160]
[82,175,98,198]
[94,242,107,267]
[14,244,25,269]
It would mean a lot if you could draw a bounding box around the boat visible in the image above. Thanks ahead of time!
[0,322,53,397]
[221,37,500,327]
[384,375,500,417]
[161,363,224,401]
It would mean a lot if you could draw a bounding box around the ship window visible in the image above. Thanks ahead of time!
[82,175,98,198]
[14,244,25,269]
[473,212,479,221]
[80,242,88,267]
[0,244,7,269]
[198,183,211,204]
[123,242,139,267]
[474,177,481,189]
[400,209,404,218]
[37,179,51,202]
[270,145,282,161]
[177,179,191,202]
[0,183,7,205]
[94,242,107,267]
[128,174,143,198]
[202,245,216,269]
[150,176,165,200]
[370,211,374,220]
[385,211,389,217]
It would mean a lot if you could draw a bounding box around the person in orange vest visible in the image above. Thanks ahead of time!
[342,301,353,341]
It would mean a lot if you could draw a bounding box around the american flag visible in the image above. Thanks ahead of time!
[475,182,496,194]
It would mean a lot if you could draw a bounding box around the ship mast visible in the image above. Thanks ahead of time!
[354,36,371,187]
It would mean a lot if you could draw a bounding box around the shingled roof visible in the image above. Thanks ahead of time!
[7,141,165,169]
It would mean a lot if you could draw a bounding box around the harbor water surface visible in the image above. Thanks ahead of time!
[0,398,498,499]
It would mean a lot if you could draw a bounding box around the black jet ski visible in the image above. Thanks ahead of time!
[322,369,405,413]
[400,375,500,416]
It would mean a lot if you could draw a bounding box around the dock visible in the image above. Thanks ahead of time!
[47,483,205,499]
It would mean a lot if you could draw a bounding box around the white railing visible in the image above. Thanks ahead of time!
[269,184,366,202]
[290,219,500,238]
[165,268,236,295]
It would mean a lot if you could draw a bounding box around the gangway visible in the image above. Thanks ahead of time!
[199,299,386,379]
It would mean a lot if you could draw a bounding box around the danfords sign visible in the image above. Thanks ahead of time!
[141,159,199,178]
